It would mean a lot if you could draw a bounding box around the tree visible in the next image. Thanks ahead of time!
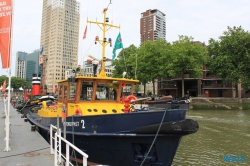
[0,75,8,86]
[11,77,27,89]
[112,44,138,79]
[137,39,171,96]
[137,40,154,96]
[0,75,31,90]
[207,26,250,97]
[167,36,208,97]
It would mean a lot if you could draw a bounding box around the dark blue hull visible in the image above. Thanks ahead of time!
[17,104,38,116]
[27,109,198,165]
[66,133,181,166]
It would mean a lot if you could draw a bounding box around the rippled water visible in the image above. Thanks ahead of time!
[172,110,250,166]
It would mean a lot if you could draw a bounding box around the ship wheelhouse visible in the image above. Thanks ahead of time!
[55,76,139,116]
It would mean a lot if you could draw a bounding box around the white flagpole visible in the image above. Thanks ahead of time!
[4,69,11,152]
[4,93,7,115]
[4,0,14,152]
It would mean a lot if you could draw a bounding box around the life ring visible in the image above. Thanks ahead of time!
[123,95,137,113]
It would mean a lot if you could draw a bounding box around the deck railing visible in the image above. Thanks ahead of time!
[50,124,88,166]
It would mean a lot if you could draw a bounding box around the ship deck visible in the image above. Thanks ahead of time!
[0,101,54,166]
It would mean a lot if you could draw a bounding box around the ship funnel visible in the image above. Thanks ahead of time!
[32,74,41,96]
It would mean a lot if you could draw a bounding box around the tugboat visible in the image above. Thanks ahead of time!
[16,74,55,116]
[27,4,199,166]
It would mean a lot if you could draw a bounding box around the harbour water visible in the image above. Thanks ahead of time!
[172,110,250,166]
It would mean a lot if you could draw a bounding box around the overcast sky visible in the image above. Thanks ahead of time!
[1,0,250,76]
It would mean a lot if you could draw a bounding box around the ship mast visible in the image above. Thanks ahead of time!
[87,7,120,77]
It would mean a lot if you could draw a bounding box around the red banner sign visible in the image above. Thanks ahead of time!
[0,0,12,69]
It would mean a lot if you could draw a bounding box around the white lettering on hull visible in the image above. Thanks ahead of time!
[63,120,85,129]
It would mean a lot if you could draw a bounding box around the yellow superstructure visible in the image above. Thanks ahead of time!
[37,7,144,118]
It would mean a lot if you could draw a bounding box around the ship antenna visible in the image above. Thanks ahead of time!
[87,6,120,77]
[107,0,112,9]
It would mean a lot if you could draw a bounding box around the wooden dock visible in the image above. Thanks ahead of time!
[0,101,54,165]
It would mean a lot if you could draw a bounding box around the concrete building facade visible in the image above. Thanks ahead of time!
[40,0,80,93]
[15,51,27,79]
[82,58,114,77]
[15,50,40,82]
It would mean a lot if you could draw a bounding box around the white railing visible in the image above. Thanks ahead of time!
[50,124,88,166]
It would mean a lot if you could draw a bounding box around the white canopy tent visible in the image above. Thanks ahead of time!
[6,86,13,91]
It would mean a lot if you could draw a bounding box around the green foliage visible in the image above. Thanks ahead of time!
[138,39,172,79]
[0,75,31,89]
[134,83,140,93]
[0,75,8,86]
[137,39,172,95]
[113,37,208,97]
[11,77,26,89]
[167,36,208,78]
[146,90,152,96]
[112,44,138,79]
[208,26,250,92]
[167,36,208,96]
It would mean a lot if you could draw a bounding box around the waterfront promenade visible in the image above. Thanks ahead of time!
[0,101,53,165]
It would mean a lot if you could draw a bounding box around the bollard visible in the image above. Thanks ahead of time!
[31,125,36,132]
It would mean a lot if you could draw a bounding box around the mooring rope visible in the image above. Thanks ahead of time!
[140,107,170,166]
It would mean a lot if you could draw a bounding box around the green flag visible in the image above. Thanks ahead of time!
[112,32,123,62]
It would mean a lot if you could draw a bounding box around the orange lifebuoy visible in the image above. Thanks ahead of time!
[124,95,137,101]
[123,95,137,113]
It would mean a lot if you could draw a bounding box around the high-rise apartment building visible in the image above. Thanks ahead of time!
[140,9,166,43]
[15,51,27,79]
[40,0,80,93]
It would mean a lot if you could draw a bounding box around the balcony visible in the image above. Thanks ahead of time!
[203,83,223,88]
[159,85,178,89]
[202,83,233,89]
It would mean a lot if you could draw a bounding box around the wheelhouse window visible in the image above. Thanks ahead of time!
[96,82,117,100]
[64,86,67,100]
[80,81,93,101]
[58,85,63,100]
[69,83,76,100]
[121,83,132,98]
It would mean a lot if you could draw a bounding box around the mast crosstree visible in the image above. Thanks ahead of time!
[87,7,120,77]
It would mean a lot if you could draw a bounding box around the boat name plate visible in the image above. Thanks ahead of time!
[64,120,85,129]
